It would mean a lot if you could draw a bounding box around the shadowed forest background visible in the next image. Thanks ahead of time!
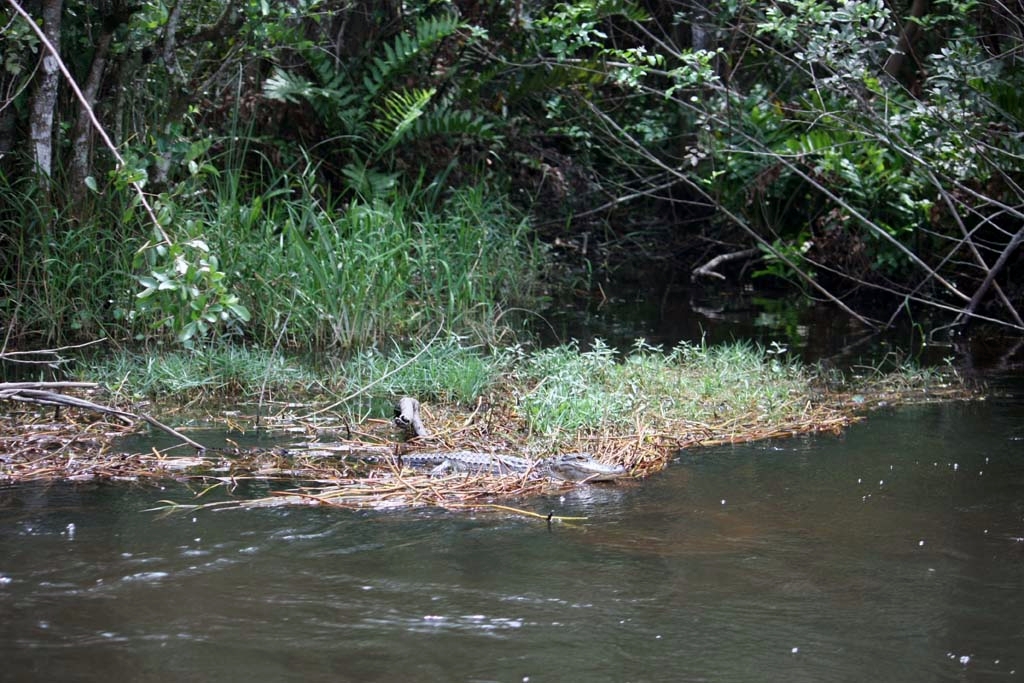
[2,0,1022,353]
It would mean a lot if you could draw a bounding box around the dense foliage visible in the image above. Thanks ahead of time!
[1,0,1021,351]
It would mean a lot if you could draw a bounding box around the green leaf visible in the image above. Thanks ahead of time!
[178,321,199,342]
[228,303,252,322]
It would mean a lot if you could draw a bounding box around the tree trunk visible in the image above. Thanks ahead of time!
[884,0,929,86]
[69,29,114,210]
[27,0,64,191]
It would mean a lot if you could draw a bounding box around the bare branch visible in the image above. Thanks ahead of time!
[692,248,760,282]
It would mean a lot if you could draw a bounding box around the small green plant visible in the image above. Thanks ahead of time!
[133,230,251,345]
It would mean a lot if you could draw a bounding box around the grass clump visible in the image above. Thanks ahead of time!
[0,175,138,344]
[338,336,504,406]
[83,346,319,401]
[516,339,816,442]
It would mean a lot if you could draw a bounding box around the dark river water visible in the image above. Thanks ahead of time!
[2,378,1023,681]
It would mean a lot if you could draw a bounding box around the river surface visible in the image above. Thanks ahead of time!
[2,376,1022,682]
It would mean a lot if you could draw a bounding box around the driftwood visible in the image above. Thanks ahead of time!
[0,382,136,421]
[692,248,760,282]
[0,382,207,452]
[393,396,429,437]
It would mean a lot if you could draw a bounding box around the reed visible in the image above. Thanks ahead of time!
[196,161,544,350]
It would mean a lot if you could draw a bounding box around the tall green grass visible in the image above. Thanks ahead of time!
[210,167,543,350]
[1,155,545,352]
[337,335,505,405]
[0,173,138,344]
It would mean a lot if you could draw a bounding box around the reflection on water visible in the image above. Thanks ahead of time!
[2,390,1023,682]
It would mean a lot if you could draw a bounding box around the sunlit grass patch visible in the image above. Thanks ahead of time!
[516,339,815,439]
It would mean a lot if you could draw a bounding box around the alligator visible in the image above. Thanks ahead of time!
[287,445,625,482]
[385,451,627,482]
[290,440,627,482]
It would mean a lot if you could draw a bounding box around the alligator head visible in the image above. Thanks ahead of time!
[545,452,627,482]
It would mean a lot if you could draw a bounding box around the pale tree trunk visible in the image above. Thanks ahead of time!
[689,0,712,51]
[27,0,63,191]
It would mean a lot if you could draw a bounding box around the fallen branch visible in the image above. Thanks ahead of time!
[0,382,134,422]
[0,339,106,366]
[692,248,760,282]
[955,223,1024,329]
[0,381,206,451]
[138,413,208,451]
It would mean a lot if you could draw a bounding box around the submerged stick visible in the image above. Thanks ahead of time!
[138,413,208,452]
[444,503,588,522]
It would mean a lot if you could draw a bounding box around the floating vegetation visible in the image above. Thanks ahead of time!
[147,472,596,517]
[1,340,977,514]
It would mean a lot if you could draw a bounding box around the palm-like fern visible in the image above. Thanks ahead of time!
[362,14,463,98]
[263,11,492,182]
[372,88,437,150]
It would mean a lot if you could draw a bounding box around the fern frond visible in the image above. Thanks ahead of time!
[264,64,362,132]
[341,162,400,199]
[263,69,318,104]
[307,52,348,91]
[362,12,463,97]
[409,109,495,140]
[381,107,496,151]
[373,88,437,150]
